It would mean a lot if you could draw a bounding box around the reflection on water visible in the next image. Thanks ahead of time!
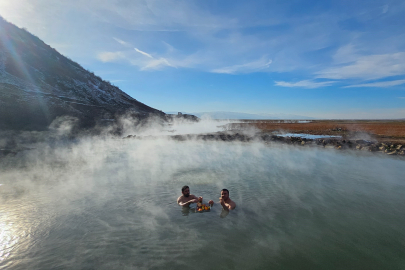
[0,200,45,269]
[181,206,194,216]
[0,218,15,263]
[1,139,405,270]
[219,209,229,219]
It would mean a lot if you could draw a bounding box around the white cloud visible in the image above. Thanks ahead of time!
[275,80,335,89]
[97,51,125,62]
[332,44,358,64]
[132,47,175,70]
[162,41,175,53]
[4,0,405,79]
[97,46,175,71]
[134,48,153,58]
[212,58,272,74]
[344,79,405,88]
[140,58,176,70]
[113,37,131,47]
[317,52,405,80]
[129,57,175,71]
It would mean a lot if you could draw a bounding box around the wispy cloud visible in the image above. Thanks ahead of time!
[345,79,405,88]
[139,58,176,70]
[134,48,153,58]
[97,47,175,70]
[162,41,176,53]
[110,79,126,83]
[113,37,131,47]
[275,80,335,89]
[132,47,175,70]
[97,51,125,62]
[317,52,405,80]
[212,58,272,74]
[332,44,358,65]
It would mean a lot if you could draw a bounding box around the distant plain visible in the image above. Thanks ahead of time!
[231,120,405,144]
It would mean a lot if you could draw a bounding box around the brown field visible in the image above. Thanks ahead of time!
[230,120,405,144]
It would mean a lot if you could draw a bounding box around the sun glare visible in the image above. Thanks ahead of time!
[0,216,19,262]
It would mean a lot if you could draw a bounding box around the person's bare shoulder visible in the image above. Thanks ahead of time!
[177,195,184,204]
[230,200,236,210]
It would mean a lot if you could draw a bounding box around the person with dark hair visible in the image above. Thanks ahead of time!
[216,189,236,211]
[177,185,200,207]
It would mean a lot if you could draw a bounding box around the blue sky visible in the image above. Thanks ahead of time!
[1,0,405,118]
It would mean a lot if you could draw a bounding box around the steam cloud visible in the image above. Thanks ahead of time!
[1,117,404,269]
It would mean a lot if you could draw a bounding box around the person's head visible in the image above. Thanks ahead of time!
[221,189,229,200]
[182,185,190,197]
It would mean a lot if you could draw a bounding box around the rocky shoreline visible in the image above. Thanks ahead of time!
[124,131,405,156]
[2,131,403,158]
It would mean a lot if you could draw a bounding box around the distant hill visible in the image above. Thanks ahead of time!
[0,16,164,130]
[166,111,314,120]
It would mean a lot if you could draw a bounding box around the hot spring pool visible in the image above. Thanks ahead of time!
[1,138,404,269]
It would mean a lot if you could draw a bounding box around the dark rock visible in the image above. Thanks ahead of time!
[165,113,199,123]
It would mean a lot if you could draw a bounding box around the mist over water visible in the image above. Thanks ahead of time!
[1,122,405,269]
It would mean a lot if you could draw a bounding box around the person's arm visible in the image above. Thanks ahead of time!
[219,198,235,211]
[177,195,198,206]
[219,198,231,211]
[178,199,197,206]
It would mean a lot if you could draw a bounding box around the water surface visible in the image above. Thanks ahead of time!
[1,139,404,269]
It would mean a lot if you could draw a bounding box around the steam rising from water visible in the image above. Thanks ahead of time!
[1,119,405,269]
[121,116,245,137]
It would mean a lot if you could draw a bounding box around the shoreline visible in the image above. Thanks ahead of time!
[125,131,405,157]
[1,118,404,158]
[229,119,405,144]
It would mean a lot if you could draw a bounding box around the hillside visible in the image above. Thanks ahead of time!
[0,16,164,130]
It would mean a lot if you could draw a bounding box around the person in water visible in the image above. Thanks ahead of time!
[212,189,236,211]
[177,185,214,207]
[177,185,198,206]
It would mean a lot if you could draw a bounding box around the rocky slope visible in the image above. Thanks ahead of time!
[0,16,164,130]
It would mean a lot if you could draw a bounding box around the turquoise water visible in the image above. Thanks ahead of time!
[1,139,404,269]
[274,132,341,139]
